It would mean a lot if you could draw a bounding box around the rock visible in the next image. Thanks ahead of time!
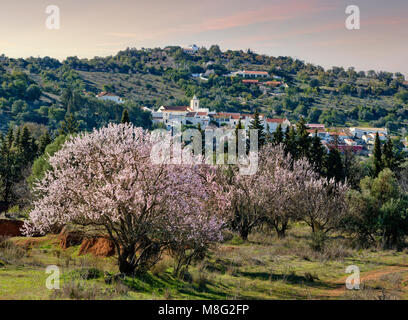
[0,219,24,237]
[58,226,85,249]
[79,237,115,257]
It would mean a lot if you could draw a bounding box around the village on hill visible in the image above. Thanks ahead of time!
[96,92,394,157]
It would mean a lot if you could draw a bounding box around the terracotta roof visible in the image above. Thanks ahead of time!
[307,129,326,134]
[216,112,241,118]
[96,92,119,97]
[266,118,287,123]
[242,71,269,75]
[160,106,190,112]
[307,124,325,128]
[329,132,347,136]
[242,79,259,83]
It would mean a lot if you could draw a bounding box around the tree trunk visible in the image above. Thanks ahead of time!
[240,227,249,241]
[118,248,136,275]
[276,229,286,239]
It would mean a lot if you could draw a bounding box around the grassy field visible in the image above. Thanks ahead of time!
[1,224,408,300]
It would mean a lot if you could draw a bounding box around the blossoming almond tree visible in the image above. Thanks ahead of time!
[227,144,349,240]
[260,145,349,236]
[24,123,228,274]
[259,146,310,238]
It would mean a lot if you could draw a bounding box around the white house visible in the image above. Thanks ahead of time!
[264,118,291,133]
[154,96,215,129]
[232,70,269,78]
[183,44,199,54]
[402,139,408,152]
[350,127,388,139]
[96,92,124,104]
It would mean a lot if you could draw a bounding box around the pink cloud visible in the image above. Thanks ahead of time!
[194,0,337,32]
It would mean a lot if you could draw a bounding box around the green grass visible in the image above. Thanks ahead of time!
[1,225,408,300]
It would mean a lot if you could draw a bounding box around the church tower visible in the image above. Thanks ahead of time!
[190,95,199,111]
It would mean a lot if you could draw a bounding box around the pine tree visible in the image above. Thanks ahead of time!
[249,109,265,148]
[121,109,130,124]
[38,131,52,155]
[0,129,20,202]
[309,131,325,174]
[59,113,79,136]
[324,146,344,183]
[373,132,383,177]
[14,127,21,149]
[272,124,284,146]
[19,126,32,162]
[382,136,402,173]
[284,125,298,159]
[235,119,244,152]
[265,123,272,143]
[296,117,311,158]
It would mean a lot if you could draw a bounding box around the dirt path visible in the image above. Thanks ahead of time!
[321,265,408,298]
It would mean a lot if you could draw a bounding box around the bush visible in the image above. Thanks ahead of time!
[309,231,328,252]
[0,238,26,264]
[151,256,173,276]
[51,280,100,300]
[69,268,103,280]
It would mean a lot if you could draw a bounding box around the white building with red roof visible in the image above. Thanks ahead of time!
[232,70,270,78]
[264,118,291,133]
[96,92,124,104]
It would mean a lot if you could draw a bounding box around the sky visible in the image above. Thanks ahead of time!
[0,0,407,75]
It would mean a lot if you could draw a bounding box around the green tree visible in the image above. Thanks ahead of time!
[324,143,344,182]
[309,131,325,174]
[28,135,68,190]
[235,119,243,152]
[345,169,408,248]
[283,126,298,159]
[296,117,311,158]
[58,113,79,136]
[373,132,383,177]
[18,126,37,163]
[38,131,52,155]
[0,129,20,202]
[272,124,284,146]
[121,109,130,124]
[249,109,265,148]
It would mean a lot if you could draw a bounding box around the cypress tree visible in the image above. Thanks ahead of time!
[373,132,383,177]
[272,124,284,146]
[38,131,52,155]
[284,125,298,159]
[235,119,243,152]
[59,113,79,136]
[249,109,266,148]
[121,109,130,124]
[296,117,312,158]
[309,130,325,174]
[382,136,402,173]
[324,146,344,183]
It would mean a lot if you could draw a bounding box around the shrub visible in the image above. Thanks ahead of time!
[309,231,328,252]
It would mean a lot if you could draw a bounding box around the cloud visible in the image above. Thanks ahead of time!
[105,0,338,41]
[193,0,337,32]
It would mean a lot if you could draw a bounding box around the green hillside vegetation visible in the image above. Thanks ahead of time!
[1,45,408,136]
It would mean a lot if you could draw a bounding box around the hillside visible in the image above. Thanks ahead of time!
[1,45,408,135]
